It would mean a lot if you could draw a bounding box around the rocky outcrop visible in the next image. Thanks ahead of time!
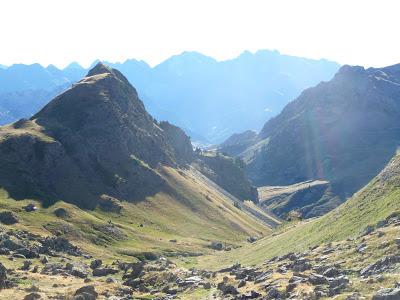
[159,121,194,165]
[373,287,400,300]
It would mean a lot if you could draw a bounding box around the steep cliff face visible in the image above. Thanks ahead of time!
[193,153,259,203]
[0,63,194,208]
[159,121,194,165]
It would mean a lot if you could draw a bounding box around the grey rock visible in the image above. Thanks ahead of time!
[210,241,223,251]
[240,290,262,299]
[376,219,388,228]
[267,287,283,299]
[122,261,144,279]
[0,211,18,225]
[217,282,239,295]
[372,287,400,300]
[40,236,83,256]
[323,267,342,278]
[90,259,102,270]
[92,267,118,277]
[360,256,400,277]
[16,247,39,259]
[361,225,375,236]
[40,256,48,264]
[0,262,7,289]
[13,253,26,259]
[74,285,98,300]
[106,277,115,283]
[21,260,32,270]
[71,268,88,279]
[247,236,258,243]
[23,293,41,300]
[217,263,241,273]
[292,258,311,272]
[177,276,204,287]
[308,273,328,285]
[23,204,37,212]
[0,238,23,251]
[54,208,69,218]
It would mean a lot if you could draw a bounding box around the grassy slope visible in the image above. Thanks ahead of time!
[199,154,400,269]
[0,166,268,267]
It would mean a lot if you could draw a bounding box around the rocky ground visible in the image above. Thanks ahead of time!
[0,212,400,299]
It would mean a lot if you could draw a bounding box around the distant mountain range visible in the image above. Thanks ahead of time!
[0,50,339,142]
[221,63,400,217]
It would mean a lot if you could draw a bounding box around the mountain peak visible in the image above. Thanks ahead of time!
[335,64,365,77]
[85,62,130,86]
[1,65,194,208]
[64,62,84,70]
[87,62,113,76]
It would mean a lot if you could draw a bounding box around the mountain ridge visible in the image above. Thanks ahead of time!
[0,50,340,142]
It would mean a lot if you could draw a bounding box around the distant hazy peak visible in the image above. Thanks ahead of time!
[64,62,84,70]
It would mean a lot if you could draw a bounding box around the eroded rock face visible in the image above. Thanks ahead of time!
[159,121,194,165]
[0,63,194,209]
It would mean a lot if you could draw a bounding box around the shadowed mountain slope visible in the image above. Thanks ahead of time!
[0,63,274,233]
[0,63,191,208]
[222,64,400,216]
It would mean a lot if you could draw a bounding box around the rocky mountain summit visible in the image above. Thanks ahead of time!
[222,63,400,217]
[0,63,194,209]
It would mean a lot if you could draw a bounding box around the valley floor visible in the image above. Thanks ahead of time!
[1,156,400,299]
[1,212,400,299]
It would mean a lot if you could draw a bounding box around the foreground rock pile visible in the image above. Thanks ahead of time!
[0,213,400,299]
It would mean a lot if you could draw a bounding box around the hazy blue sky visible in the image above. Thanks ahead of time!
[1,0,399,68]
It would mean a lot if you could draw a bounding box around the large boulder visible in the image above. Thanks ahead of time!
[92,267,118,277]
[23,293,41,300]
[53,208,69,218]
[73,285,98,300]
[0,211,18,225]
[0,63,192,209]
